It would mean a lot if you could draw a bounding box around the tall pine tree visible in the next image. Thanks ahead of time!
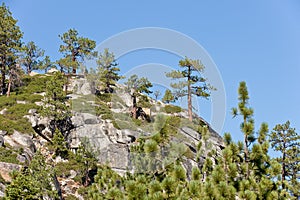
[166,57,214,121]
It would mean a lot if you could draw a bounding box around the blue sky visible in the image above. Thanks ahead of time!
[3,0,300,142]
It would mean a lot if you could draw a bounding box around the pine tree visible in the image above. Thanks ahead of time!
[0,3,23,96]
[270,121,300,198]
[5,151,58,199]
[166,57,214,121]
[124,74,152,119]
[52,129,69,159]
[162,89,175,104]
[96,48,123,93]
[40,55,54,73]
[59,28,96,74]
[232,81,255,178]
[75,137,98,186]
[41,71,72,136]
[20,41,44,74]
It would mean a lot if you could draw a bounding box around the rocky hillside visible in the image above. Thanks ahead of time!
[0,74,223,199]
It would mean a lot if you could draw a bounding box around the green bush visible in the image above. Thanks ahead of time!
[0,96,16,109]
[15,93,42,103]
[164,105,182,114]
[19,75,52,94]
[96,93,112,103]
[0,115,34,135]
[0,147,20,164]
[65,194,78,200]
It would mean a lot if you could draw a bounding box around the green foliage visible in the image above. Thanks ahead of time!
[41,72,70,121]
[125,74,153,118]
[270,121,300,198]
[166,57,215,121]
[4,151,58,199]
[20,41,44,74]
[138,95,152,108]
[75,137,99,186]
[0,147,19,164]
[162,89,175,103]
[51,129,69,159]
[164,104,182,114]
[59,28,96,73]
[0,113,34,135]
[18,75,52,94]
[0,3,23,95]
[96,48,123,93]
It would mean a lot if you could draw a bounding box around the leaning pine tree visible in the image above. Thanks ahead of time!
[166,57,214,121]
[125,75,152,119]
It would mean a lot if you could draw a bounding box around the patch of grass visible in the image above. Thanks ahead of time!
[114,120,137,131]
[71,98,96,115]
[0,147,20,164]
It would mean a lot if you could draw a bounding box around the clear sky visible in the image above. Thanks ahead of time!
[3,0,300,142]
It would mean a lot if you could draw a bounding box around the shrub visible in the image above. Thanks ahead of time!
[0,96,16,109]
[164,105,182,114]
[0,147,20,164]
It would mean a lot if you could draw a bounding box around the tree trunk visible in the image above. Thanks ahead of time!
[132,94,137,119]
[187,66,192,121]
[7,77,11,97]
[244,115,249,179]
[72,51,76,74]
[282,148,286,190]
[1,65,6,95]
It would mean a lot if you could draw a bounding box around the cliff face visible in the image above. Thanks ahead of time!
[0,77,224,198]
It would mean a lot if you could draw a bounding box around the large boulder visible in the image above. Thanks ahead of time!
[4,131,36,153]
[0,162,22,182]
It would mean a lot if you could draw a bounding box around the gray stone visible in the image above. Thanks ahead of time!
[17,154,26,163]
[0,108,7,115]
[4,131,36,153]
[28,109,37,114]
[99,143,129,170]
[0,130,7,136]
[16,100,26,104]
[69,170,77,179]
[180,127,201,141]
[81,113,100,124]
[24,115,38,127]
[0,183,5,198]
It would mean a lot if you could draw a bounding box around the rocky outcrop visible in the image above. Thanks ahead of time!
[0,162,22,182]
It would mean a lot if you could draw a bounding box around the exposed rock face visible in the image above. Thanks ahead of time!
[69,78,92,95]
[22,79,224,176]
[3,131,36,163]
[0,162,22,182]
[4,131,36,153]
